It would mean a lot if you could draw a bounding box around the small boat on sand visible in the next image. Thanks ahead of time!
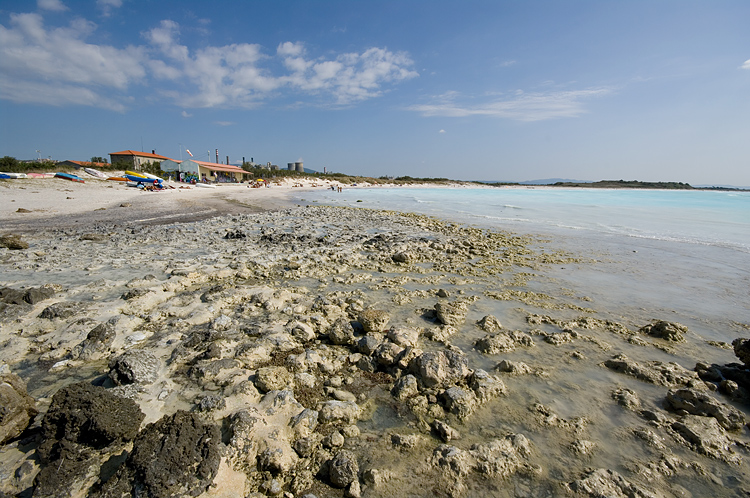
[83,168,108,179]
[54,172,85,183]
[107,177,128,182]
[0,172,28,179]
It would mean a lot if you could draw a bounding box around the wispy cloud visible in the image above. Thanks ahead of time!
[37,0,67,12]
[214,121,234,126]
[407,88,611,121]
[742,59,750,70]
[0,11,418,111]
[96,0,122,17]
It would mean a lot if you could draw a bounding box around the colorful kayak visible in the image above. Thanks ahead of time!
[54,172,85,183]
[0,172,28,179]
[126,174,162,184]
[27,172,55,178]
[107,177,128,182]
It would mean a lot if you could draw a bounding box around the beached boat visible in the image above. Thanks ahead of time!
[107,176,128,182]
[83,168,108,179]
[0,172,28,179]
[194,183,216,188]
[54,172,85,183]
[125,174,162,184]
[27,172,56,178]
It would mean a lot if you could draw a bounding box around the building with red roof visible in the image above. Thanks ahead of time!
[109,150,173,171]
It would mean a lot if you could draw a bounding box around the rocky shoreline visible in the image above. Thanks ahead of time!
[1,204,749,497]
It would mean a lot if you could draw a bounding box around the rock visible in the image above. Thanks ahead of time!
[391,433,419,449]
[74,321,116,360]
[373,342,404,367]
[323,430,345,448]
[329,450,359,488]
[432,419,460,442]
[440,386,478,419]
[294,434,323,458]
[477,315,502,332]
[0,372,38,444]
[411,350,470,388]
[290,408,319,438]
[387,326,420,347]
[38,302,79,319]
[612,387,641,410]
[469,434,532,478]
[392,251,412,263]
[603,354,703,387]
[469,369,506,402]
[358,309,390,333]
[97,410,221,497]
[665,388,746,431]
[255,366,293,393]
[357,335,380,355]
[392,374,419,400]
[108,349,159,386]
[568,468,662,498]
[38,382,144,463]
[434,301,467,326]
[328,318,356,345]
[671,415,741,464]
[259,443,298,474]
[495,360,531,375]
[0,286,55,305]
[318,400,361,424]
[732,337,750,367]
[0,234,28,250]
[639,320,688,342]
[475,330,534,354]
[431,445,470,476]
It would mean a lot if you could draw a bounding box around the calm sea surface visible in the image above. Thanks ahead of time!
[301,186,750,341]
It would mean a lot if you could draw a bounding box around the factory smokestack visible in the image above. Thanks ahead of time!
[215,149,218,164]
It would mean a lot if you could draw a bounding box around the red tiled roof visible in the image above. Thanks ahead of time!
[109,150,173,160]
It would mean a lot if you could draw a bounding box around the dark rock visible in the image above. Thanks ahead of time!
[732,338,750,367]
[120,288,151,300]
[224,230,246,239]
[97,411,221,498]
[24,286,56,304]
[329,450,359,488]
[38,302,79,320]
[357,336,380,356]
[0,372,38,444]
[75,322,116,360]
[38,382,144,463]
[80,233,109,243]
[108,350,159,386]
[639,320,687,342]
[0,287,25,305]
[440,386,478,419]
[0,234,29,250]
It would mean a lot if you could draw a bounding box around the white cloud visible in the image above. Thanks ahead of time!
[407,88,611,121]
[214,121,233,126]
[37,0,67,12]
[439,129,446,133]
[97,0,123,17]
[0,13,145,109]
[181,110,192,118]
[0,12,417,110]
[742,59,750,69]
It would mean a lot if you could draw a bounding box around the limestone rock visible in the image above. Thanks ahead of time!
[387,326,420,347]
[328,317,356,346]
[475,330,534,354]
[640,320,688,342]
[329,450,359,488]
[411,350,470,388]
[476,314,502,332]
[603,354,702,387]
[435,301,467,326]
[469,369,506,402]
[440,386,478,419]
[108,349,159,386]
[665,388,746,431]
[612,387,641,410]
[469,434,532,478]
[0,372,38,444]
[73,321,116,361]
[671,415,741,464]
[568,468,663,498]
[0,234,28,250]
[358,309,390,333]
[391,374,419,400]
[255,366,293,393]
[318,400,361,424]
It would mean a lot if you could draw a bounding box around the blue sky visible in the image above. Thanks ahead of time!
[1,0,749,185]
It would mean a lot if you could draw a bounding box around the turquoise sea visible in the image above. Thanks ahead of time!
[301,186,750,342]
